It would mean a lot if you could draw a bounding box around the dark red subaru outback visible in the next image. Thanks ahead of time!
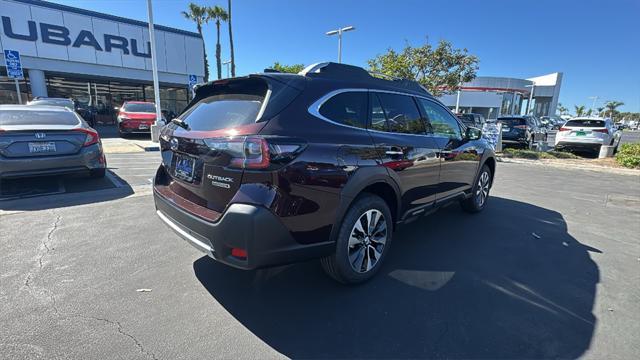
[153,63,495,284]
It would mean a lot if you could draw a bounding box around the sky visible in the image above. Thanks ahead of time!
[53,0,640,113]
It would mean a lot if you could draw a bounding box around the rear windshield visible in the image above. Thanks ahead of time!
[457,114,475,125]
[498,117,526,125]
[29,99,74,109]
[0,110,80,126]
[123,103,156,113]
[565,119,605,127]
[180,94,263,131]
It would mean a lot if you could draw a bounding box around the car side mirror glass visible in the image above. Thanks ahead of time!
[466,127,482,140]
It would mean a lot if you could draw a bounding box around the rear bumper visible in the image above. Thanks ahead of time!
[0,143,105,179]
[153,185,332,270]
[555,137,605,149]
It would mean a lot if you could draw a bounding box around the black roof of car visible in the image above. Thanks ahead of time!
[196,62,434,99]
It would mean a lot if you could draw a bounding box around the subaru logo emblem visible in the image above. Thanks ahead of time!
[35,132,46,139]
[170,137,179,151]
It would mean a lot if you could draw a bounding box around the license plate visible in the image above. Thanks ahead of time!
[28,142,57,153]
[139,124,149,130]
[575,131,586,136]
[173,154,195,182]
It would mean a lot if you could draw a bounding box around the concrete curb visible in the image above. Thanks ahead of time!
[134,143,160,152]
[497,156,640,176]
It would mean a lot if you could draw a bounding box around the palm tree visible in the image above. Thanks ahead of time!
[206,6,228,80]
[605,100,624,119]
[574,105,586,117]
[557,103,568,115]
[597,107,605,117]
[182,3,210,82]
[227,0,235,77]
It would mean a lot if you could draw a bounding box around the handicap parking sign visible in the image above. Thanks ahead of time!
[4,50,24,79]
[188,74,197,87]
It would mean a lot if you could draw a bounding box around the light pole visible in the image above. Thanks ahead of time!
[588,96,599,116]
[525,84,535,115]
[223,60,231,78]
[147,0,162,143]
[326,26,355,63]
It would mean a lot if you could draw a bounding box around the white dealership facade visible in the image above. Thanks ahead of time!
[0,0,205,119]
[439,73,563,119]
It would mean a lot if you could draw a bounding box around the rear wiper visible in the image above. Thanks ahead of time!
[171,118,189,130]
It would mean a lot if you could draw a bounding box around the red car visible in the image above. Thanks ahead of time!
[117,101,159,136]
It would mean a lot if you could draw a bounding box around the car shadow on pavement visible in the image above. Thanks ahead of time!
[193,196,600,359]
[0,171,133,211]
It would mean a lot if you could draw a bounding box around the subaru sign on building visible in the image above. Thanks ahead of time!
[0,0,204,119]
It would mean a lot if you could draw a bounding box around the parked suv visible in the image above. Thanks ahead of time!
[555,117,622,154]
[153,63,496,284]
[116,101,159,136]
[497,115,547,149]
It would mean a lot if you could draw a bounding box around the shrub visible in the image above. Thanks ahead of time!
[615,143,640,169]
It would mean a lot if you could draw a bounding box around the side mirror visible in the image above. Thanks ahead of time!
[466,127,482,140]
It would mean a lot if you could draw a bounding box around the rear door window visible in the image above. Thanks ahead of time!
[565,119,606,127]
[318,91,367,129]
[374,92,425,134]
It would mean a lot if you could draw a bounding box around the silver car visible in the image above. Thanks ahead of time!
[0,105,106,179]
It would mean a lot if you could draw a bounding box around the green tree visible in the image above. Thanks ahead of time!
[227,0,236,77]
[271,62,305,74]
[574,105,586,117]
[182,3,210,81]
[557,103,568,115]
[367,39,479,96]
[597,107,605,117]
[206,5,229,80]
[605,100,624,119]
[586,109,593,116]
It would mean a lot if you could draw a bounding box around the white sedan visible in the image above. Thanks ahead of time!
[554,118,622,154]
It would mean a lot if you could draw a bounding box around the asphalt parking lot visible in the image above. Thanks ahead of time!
[1,154,639,359]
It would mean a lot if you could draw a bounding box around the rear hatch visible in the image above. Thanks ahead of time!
[157,75,304,213]
[0,109,86,158]
[559,119,608,139]
[498,117,527,138]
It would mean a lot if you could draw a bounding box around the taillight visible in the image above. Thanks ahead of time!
[559,127,570,132]
[203,136,304,170]
[75,128,100,146]
[592,128,609,134]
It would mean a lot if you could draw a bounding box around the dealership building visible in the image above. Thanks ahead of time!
[438,72,563,120]
[0,0,205,122]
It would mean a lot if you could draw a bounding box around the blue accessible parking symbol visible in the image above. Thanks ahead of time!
[4,49,24,79]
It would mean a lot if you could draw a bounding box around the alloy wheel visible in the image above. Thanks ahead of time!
[347,209,387,273]
[476,171,490,207]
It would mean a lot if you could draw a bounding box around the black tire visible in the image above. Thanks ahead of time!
[461,164,492,213]
[321,193,393,284]
[89,168,106,179]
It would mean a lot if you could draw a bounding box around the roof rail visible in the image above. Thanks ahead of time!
[298,62,430,95]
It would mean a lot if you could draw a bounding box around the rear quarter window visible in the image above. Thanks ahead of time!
[318,91,367,129]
